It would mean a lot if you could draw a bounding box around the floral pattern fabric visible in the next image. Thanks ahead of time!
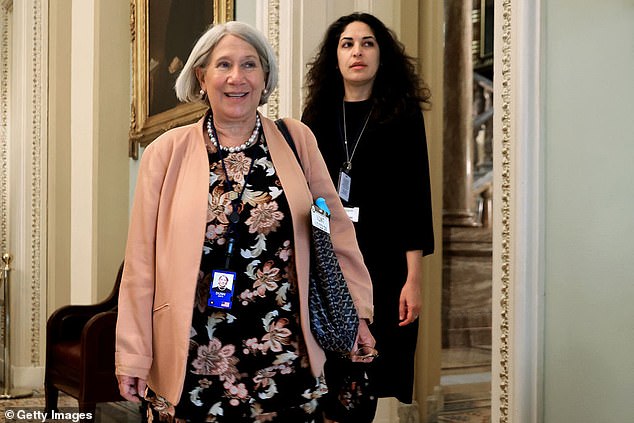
[146,131,325,423]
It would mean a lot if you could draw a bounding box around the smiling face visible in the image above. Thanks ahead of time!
[336,21,380,98]
[196,35,266,124]
[217,275,228,289]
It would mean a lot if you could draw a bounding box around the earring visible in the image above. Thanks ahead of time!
[262,88,269,96]
[199,89,205,96]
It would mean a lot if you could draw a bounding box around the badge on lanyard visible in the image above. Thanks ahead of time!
[208,270,236,309]
[311,203,331,234]
[338,170,351,202]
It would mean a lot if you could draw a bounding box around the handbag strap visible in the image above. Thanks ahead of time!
[275,118,303,172]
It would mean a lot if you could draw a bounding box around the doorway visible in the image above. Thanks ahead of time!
[437,1,494,421]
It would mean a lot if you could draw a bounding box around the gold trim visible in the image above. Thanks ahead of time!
[29,0,43,365]
[266,0,280,119]
[0,0,45,364]
[0,1,9,258]
[499,0,512,420]
[213,0,233,24]
[129,0,235,159]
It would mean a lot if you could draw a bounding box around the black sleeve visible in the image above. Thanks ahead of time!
[398,108,435,256]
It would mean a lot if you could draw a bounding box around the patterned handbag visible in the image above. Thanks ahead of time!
[276,119,360,353]
[308,201,360,353]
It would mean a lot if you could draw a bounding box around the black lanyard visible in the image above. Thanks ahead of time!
[207,115,258,269]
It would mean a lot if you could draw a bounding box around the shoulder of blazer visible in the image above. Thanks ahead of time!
[143,119,206,161]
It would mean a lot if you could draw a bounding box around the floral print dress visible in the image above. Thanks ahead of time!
[146,131,326,423]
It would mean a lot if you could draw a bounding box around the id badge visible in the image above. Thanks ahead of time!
[208,270,236,309]
[311,205,331,234]
[344,206,360,222]
[338,170,351,202]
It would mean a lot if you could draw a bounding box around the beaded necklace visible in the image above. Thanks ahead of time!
[206,112,261,268]
[206,113,261,153]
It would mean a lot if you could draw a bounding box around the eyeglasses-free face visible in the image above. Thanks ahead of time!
[197,35,266,126]
[336,21,380,98]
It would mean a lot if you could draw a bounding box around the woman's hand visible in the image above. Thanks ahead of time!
[399,279,422,326]
[399,250,424,326]
[350,318,377,363]
[117,374,147,403]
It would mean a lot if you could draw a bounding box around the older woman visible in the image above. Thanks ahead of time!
[115,21,374,423]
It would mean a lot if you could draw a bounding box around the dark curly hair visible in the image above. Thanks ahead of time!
[303,12,430,125]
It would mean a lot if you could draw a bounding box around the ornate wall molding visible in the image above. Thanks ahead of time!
[495,1,544,421]
[0,0,11,349]
[266,0,280,119]
[494,0,513,420]
[0,1,10,258]
[29,0,43,365]
[0,0,46,369]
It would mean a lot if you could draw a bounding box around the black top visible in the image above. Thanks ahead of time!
[145,133,324,421]
[304,100,434,257]
[303,99,434,403]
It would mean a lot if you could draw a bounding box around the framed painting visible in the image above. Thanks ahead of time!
[129,0,235,158]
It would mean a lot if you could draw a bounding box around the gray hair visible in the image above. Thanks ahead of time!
[175,21,278,106]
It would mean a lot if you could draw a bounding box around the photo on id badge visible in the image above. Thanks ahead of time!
[208,270,236,309]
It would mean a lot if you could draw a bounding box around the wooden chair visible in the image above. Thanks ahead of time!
[45,262,125,420]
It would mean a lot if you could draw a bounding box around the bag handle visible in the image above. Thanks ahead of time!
[275,118,303,172]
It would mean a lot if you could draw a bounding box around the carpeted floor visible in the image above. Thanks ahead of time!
[436,409,490,423]
[0,391,141,423]
[432,392,491,423]
[1,390,489,422]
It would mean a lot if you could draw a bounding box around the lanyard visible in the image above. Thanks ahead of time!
[207,114,258,268]
[341,100,373,172]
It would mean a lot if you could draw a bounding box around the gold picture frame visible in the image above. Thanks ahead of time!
[129,0,235,159]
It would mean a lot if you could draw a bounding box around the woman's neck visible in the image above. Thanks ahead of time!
[213,114,258,147]
[343,83,373,102]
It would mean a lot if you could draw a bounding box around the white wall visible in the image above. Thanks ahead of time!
[543,1,634,421]
[235,0,256,24]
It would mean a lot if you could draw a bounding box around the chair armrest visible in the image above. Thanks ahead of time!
[81,311,119,372]
[47,304,116,344]
[75,310,124,403]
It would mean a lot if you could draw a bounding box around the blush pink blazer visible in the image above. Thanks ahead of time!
[115,115,373,406]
